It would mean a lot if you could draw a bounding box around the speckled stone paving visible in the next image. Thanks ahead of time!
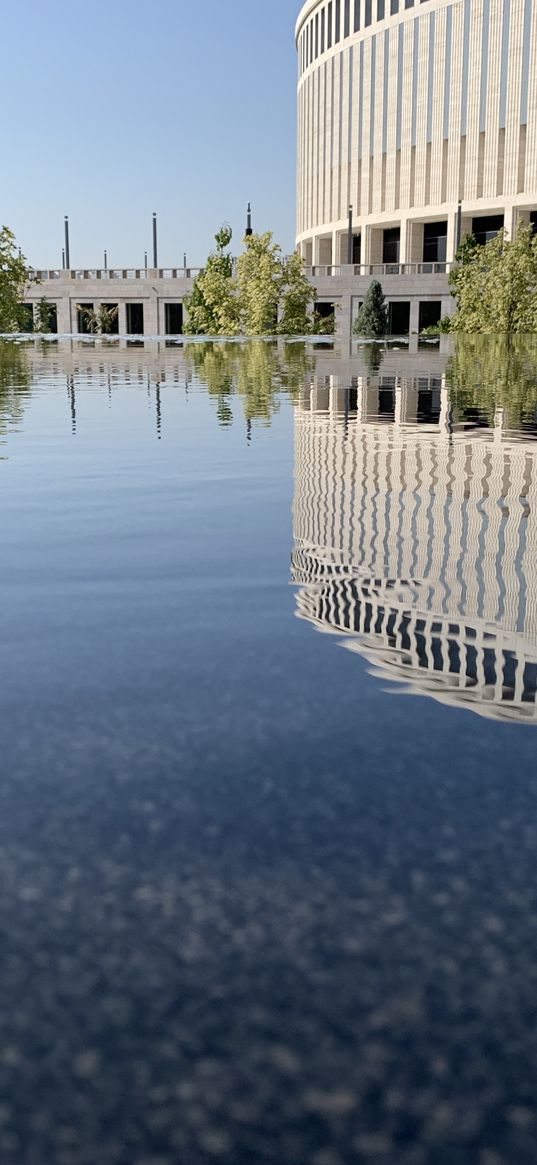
[1,699,537,1165]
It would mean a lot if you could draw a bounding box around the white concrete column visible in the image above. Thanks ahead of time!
[336,292,353,340]
[144,296,159,337]
[332,230,338,267]
[399,219,410,264]
[56,297,72,335]
[362,226,373,265]
[504,205,517,241]
[446,211,458,263]
[409,298,420,334]
[117,303,127,336]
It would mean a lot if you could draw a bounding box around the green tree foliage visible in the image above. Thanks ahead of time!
[420,316,452,336]
[236,232,282,335]
[185,227,318,336]
[97,304,119,334]
[353,280,388,337]
[449,224,537,332]
[312,310,336,335]
[184,226,240,336]
[76,303,119,335]
[277,250,316,335]
[0,227,33,333]
[34,297,57,334]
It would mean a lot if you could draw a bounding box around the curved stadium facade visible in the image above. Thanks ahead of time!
[296,0,537,331]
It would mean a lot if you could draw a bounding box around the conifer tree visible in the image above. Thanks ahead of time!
[353,280,388,338]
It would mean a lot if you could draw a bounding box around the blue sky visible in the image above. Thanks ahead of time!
[2,0,299,268]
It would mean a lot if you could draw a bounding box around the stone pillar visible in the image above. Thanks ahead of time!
[143,296,160,337]
[407,221,424,265]
[336,292,353,340]
[332,230,339,267]
[362,226,372,264]
[117,302,127,336]
[368,228,383,265]
[504,205,517,241]
[399,219,409,264]
[446,211,458,263]
[318,237,333,265]
[409,298,420,335]
[56,297,72,335]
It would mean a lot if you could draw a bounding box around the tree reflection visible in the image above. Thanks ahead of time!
[447,336,537,433]
[184,340,314,425]
[0,342,31,437]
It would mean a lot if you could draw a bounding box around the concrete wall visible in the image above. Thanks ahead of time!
[23,272,195,336]
[22,268,452,340]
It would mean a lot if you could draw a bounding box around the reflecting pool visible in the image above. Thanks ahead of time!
[1,337,537,1164]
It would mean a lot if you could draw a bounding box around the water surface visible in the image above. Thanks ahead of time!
[1,337,537,1164]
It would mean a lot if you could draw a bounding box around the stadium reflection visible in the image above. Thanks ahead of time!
[292,365,537,723]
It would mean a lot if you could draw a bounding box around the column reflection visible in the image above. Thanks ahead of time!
[292,371,537,724]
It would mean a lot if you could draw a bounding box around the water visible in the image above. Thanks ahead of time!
[1,336,537,1164]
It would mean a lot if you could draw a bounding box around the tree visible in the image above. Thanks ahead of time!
[34,297,57,334]
[353,280,388,337]
[236,232,282,335]
[312,309,336,335]
[278,250,316,335]
[185,226,320,336]
[75,303,119,335]
[96,304,118,334]
[449,224,537,333]
[184,226,240,336]
[0,226,33,333]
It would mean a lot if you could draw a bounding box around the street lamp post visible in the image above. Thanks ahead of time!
[64,215,70,270]
[245,202,253,238]
[152,212,158,269]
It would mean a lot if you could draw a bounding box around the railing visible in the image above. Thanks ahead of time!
[33,268,202,281]
[305,262,453,278]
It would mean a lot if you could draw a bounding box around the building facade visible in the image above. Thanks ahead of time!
[296,0,537,332]
[20,268,199,338]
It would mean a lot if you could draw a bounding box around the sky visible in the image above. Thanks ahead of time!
[2,0,300,269]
